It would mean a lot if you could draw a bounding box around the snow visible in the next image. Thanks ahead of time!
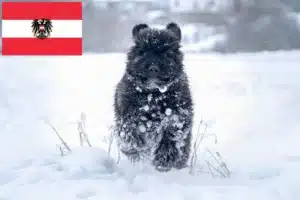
[136,86,143,92]
[146,121,152,128]
[147,94,153,102]
[147,10,166,21]
[170,0,231,13]
[1,51,300,199]
[142,105,150,111]
[289,12,300,26]
[182,34,226,53]
[158,85,168,93]
[165,108,172,116]
[138,124,146,133]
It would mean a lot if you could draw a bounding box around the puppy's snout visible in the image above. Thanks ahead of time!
[148,65,160,77]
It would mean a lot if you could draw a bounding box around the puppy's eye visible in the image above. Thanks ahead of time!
[139,51,147,56]
[161,77,170,82]
[140,77,147,82]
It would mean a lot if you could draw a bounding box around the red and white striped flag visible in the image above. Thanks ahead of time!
[1,2,82,56]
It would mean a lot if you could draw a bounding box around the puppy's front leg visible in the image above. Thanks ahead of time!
[152,134,177,172]
[152,120,192,172]
[115,117,146,162]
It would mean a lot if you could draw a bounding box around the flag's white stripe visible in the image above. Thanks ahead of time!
[2,20,82,38]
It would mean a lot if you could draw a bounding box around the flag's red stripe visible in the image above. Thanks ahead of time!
[2,2,82,20]
[2,38,82,56]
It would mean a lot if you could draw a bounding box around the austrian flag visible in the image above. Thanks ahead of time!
[1,2,82,55]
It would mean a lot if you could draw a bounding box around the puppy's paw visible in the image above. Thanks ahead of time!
[174,161,188,170]
[152,150,175,172]
[119,131,145,149]
[155,165,171,172]
[121,148,141,163]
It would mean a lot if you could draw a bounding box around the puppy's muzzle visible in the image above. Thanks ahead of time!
[148,65,160,78]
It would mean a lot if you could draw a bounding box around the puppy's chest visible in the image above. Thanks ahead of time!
[137,91,178,123]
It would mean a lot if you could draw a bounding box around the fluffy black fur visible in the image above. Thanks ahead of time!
[114,22,194,172]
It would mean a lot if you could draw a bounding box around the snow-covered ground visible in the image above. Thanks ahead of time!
[0,51,300,199]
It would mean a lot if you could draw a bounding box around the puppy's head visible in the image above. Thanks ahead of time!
[126,22,184,90]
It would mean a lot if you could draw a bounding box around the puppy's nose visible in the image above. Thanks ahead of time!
[148,65,160,77]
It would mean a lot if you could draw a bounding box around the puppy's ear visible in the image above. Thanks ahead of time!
[166,22,181,41]
[132,23,149,40]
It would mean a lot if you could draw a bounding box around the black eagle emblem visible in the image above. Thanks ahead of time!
[31,18,53,39]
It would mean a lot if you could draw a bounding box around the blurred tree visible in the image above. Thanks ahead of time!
[82,0,135,52]
[214,0,300,52]
[82,0,158,52]
[281,0,300,11]
[232,0,242,14]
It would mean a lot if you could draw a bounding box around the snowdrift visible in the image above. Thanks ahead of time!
[0,51,300,199]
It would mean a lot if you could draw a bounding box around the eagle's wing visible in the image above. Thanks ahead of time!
[31,19,39,36]
[44,20,53,36]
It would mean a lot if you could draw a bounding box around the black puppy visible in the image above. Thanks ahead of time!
[114,22,194,172]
